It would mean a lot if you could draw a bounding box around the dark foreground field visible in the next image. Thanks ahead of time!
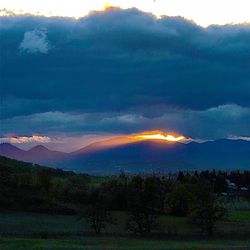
[1,210,250,250]
[2,238,250,250]
[1,157,250,249]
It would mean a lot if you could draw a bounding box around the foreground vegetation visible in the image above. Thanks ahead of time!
[1,208,250,249]
[1,209,250,237]
[1,156,250,249]
[2,237,250,250]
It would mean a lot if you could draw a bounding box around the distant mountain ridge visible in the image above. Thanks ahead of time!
[0,138,250,174]
[0,143,67,164]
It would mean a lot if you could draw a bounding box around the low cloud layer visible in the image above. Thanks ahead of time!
[1,8,250,146]
[1,104,250,140]
[0,135,51,144]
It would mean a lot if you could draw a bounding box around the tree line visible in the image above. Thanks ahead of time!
[1,156,250,236]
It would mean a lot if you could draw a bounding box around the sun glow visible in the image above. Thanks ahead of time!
[1,0,250,27]
[135,131,187,142]
[103,2,111,10]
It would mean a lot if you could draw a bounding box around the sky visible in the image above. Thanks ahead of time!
[0,1,250,151]
[1,0,250,27]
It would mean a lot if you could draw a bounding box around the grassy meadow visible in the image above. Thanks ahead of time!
[2,237,250,250]
[1,210,250,237]
[1,209,250,249]
[1,157,250,249]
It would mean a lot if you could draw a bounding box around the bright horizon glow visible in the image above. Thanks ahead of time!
[136,133,186,142]
[1,0,250,27]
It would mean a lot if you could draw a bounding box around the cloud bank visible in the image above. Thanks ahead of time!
[1,8,250,147]
[1,104,250,140]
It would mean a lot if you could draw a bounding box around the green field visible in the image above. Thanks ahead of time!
[1,210,250,237]
[228,210,250,223]
[1,209,250,249]
[0,211,84,236]
[1,237,250,250]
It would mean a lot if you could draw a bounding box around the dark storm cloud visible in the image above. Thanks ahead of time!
[1,8,250,139]
[1,8,250,117]
[1,105,250,140]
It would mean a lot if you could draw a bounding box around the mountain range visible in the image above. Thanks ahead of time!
[0,138,250,174]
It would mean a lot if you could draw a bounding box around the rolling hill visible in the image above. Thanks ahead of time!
[1,138,250,174]
[0,143,67,166]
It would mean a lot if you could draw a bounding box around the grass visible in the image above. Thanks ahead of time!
[0,237,250,250]
[1,210,250,237]
[0,211,205,237]
[228,210,250,223]
[1,209,250,249]
[0,211,85,236]
[1,237,250,250]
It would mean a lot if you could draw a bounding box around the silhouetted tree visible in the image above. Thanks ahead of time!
[100,179,128,210]
[37,169,53,194]
[214,176,228,193]
[189,182,227,235]
[177,171,185,182]
[0,164,12,187]
[80,187,113,234]
[62,174,89,204]
[126,176,159,235]
[165,182,193,216]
